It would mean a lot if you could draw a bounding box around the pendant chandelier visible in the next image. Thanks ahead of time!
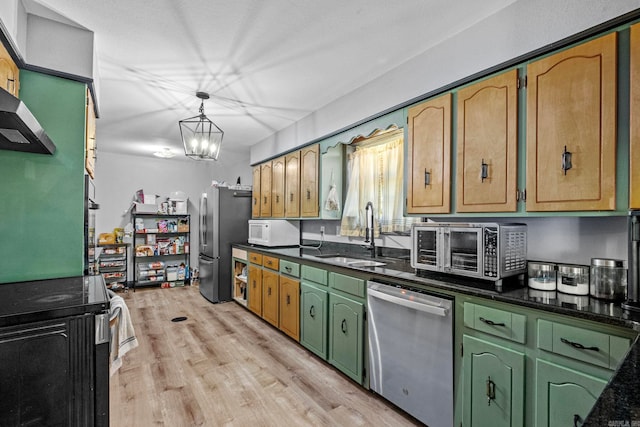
[179,91,223,160]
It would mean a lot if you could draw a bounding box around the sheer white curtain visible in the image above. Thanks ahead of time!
[340,132,417,237]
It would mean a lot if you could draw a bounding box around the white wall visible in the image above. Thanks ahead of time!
[94,149,252,279]
[302,216,629,266]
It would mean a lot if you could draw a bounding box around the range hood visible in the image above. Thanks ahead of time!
[0,88,56,155]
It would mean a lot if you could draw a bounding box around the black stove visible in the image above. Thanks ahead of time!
[0,275,109,328]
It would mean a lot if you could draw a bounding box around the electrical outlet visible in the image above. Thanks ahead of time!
[320,226,325,234]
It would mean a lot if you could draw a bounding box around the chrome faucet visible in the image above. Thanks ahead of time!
[364,201,376,258]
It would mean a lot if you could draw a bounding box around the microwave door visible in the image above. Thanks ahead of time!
[447,227,482,277]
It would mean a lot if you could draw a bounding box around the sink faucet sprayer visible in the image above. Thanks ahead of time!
[364,201,376,258]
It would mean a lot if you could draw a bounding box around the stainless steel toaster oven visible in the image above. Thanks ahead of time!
[411,222,527,285]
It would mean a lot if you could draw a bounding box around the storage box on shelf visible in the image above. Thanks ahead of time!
[132,213,190,289]
[97,243,129,291]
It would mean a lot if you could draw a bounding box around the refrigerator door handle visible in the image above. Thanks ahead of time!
[200,194,207,251]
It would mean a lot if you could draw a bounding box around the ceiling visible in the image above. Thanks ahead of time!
[34,0,516,160]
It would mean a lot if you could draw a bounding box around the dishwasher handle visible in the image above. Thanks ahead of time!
[368,287,449,317]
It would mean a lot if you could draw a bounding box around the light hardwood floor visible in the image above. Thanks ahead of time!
[109,285,421,426]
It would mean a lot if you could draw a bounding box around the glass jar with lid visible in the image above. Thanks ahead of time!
[557,264,590,295]
[528,261,557,291]
[590,258,627,301]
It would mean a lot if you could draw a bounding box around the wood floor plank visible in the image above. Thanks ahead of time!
[109,285,421,426]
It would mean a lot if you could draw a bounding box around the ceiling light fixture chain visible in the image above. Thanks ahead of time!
[179,91,223,161]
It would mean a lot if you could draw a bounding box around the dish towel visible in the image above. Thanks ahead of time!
[109,294,139,376]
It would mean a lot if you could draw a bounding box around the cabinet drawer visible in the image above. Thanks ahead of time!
[248,252,263,265]
[537,320,631,370]
[263,255,279,270]
[464,302,526,344]
[329,272,365,298]
[232,248,247,261]
[280,260,300,277]
[301,265,328,286]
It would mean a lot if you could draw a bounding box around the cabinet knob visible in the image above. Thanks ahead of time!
[481,159,489,182]
[486,376,496,406]
[424,169,431,187]
[561,145,573,175]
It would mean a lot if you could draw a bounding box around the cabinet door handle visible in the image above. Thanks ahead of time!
[561,145,573,175]
[290,193,294,202]
[486,376,496,406]
[424,169,431,187]
[252,280,256,288]
[286,294,290,305]
[341,319,347,334]
[479,317,506,327]
[306,189,311,200]
[309,305,315,318]
[573,414,582,427]
[264,196,267,204]
[276,195,279,203]
[268,287,271,296]
[560,337,599,352]
[481,159,488,182]
[253,197,257,206]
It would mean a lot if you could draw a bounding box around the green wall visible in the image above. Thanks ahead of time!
[0,70,86,283]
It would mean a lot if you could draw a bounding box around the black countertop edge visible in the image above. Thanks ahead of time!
[235,243,640,426]
[234,244,640,329]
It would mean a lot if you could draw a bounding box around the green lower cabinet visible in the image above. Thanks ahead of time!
[300,282,328,359]
[462,334,525,427]
[535,359,607,427]
[329,292,364,384]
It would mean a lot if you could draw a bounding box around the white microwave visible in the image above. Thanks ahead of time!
[248,220,300,247]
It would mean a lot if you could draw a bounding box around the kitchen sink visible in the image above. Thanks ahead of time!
[315,256,386,268]
[346,260,386,267]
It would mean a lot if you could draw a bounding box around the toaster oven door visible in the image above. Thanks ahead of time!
[444,226,483,278]
[413,227,440,270]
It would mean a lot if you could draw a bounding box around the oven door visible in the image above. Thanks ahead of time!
[411,226,441,271]
[444,226,483,278]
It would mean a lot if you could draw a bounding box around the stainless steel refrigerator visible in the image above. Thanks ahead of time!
[198,186,251,303]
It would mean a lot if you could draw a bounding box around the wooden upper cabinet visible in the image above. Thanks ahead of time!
[301,144,319,217]
[631,23,640,209]
[252,166,261,218]
[0,41,19,97]
[285,151,301,217]
[456,70,518,212]
[526,32,617,211]
[85,89,97,179]
[260,161,273,217]
[407,93,452,214]
[272,156,285,218]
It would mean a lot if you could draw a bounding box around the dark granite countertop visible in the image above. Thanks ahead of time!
[235,242,640,425]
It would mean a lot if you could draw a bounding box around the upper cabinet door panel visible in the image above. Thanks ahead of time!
[456,69,518,212]
[407,93,452,214]
[301,144,319,217]
[285,151,301,217]
[252,166,261,218]
[260,162,273,217]
[272,156,285,218]
[630,23,640,209]
[526,33,617,211]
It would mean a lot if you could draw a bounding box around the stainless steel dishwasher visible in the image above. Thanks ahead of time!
[367,281,453,427]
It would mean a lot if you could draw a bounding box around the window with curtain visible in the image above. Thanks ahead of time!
[340,128,418,237]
